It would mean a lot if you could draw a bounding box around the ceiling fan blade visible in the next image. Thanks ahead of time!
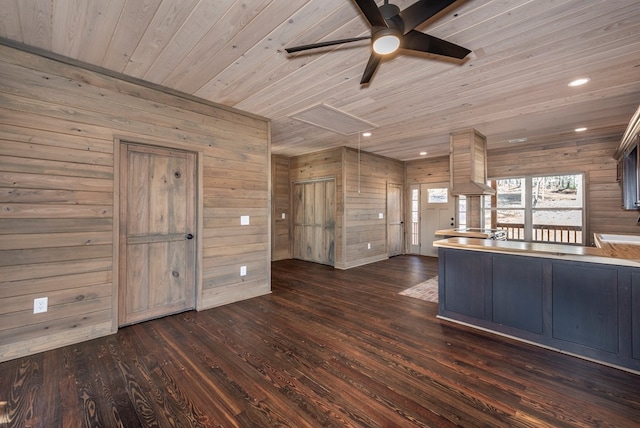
[401,30,470,59]
[353,0,388,28]
[285,36,371,53]
[399,0,458,34]
[360,53,382,84]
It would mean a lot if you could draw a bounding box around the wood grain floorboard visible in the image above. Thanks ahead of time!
[1,255,639,427]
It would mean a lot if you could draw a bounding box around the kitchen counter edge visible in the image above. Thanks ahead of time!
[433,235,640,268]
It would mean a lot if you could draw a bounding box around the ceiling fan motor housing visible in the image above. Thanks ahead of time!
[379,3,404,33]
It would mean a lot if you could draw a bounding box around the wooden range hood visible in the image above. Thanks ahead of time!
[450,129,496,196]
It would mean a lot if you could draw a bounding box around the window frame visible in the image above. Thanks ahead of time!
[485,173,586,245]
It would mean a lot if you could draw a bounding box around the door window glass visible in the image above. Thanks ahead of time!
[427,188,448,203]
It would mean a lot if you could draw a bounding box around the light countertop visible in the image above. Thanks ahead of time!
[434,233,640,268]
[435,228,504,239]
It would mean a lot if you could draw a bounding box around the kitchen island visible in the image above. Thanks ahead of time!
[434,235,640,373]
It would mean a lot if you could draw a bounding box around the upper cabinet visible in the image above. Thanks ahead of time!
[615,105,640,159]
[621,139,640,210]
[616,105,640,210]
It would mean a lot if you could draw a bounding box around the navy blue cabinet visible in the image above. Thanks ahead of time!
[438,247,640,373]
[441,248,491,320]
[493,255,544,335]
[632,272,640,360]
[552,263,618,353]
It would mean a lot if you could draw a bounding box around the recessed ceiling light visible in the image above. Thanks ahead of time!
[508,138,528,144]
[575,127,587,132]
[362,132,372,137]
[419,151,427,156]
[568,78,590,87]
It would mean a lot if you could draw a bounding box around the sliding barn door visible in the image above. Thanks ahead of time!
[119,144,196,326]
[293,179,336,265]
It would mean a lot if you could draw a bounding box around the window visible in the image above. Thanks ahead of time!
[427,188,448,203]
[458,195,467,229]
[486,174,584,244]
[495,178,525,239]
[411,187,419,246]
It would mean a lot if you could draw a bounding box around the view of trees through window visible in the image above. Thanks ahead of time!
[487,174,584,244]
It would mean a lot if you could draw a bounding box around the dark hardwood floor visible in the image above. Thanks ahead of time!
[1,255,639,427]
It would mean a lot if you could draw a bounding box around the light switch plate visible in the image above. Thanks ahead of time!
[378,213,384,219]
[240,215,250,225]
[240,266,247,276]
[34,297,48,314]
[281,213,286,219]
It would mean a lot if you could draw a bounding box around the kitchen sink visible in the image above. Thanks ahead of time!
[597,233,640,245]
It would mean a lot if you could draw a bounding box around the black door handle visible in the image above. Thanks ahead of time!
[186,233,194,240]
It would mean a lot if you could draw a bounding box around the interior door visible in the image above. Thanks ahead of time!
[420,183,455,257]
[387,182,404,256]
[119,144,196,326]
[292,179,335,265]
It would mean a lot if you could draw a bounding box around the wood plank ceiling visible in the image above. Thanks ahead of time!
[1,0,639,161]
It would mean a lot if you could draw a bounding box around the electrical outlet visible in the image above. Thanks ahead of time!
[240,215,250,225]
[240,265,247,276]
[281,212,286,219]
[378,213,384,219]
[34,297,48,314]
[367,243,371,250]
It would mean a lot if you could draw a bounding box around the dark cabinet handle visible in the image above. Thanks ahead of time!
[186,233,194,240]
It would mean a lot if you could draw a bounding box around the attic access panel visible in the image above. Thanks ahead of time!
[290,104,377,135]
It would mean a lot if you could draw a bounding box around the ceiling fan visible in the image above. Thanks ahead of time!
[285,0,471,84]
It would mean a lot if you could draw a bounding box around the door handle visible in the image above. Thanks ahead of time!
[186,233,194,240]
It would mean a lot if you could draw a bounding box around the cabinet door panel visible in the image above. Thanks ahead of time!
[552,263,618,353]
[632,272,640,360]
[493,255,543,334]
[443,249,491,319]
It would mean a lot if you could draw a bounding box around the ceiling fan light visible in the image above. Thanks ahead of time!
[372,29,401,55]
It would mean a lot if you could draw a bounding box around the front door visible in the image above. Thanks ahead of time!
[420,183,456,257]
[387,182,404,256]
[119,143,196,326]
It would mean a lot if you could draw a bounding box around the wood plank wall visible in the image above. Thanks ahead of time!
[0,44,270,362]
[406,155,451,186]
[271,155,290,261]
[343,148,404,268]
[406,138,636,246]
